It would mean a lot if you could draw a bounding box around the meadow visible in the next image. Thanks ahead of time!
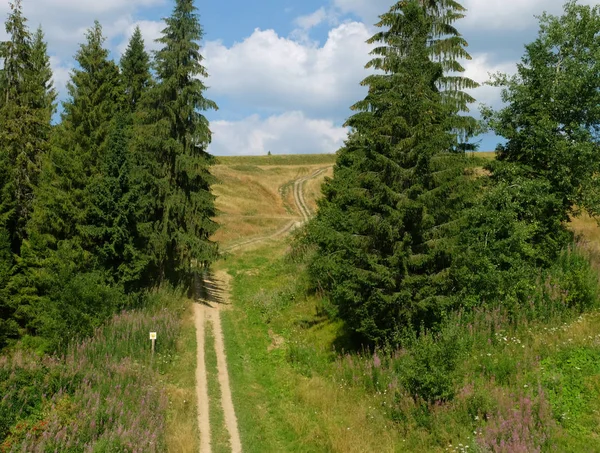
[0,290,198,452]
[210,153,600,452]
[2,152,599,452]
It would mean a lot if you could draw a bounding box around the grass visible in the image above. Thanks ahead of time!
[164,302,199,453]
[218,243,405,452]
[0,290,197,452]
[216,154,338,166]
[211,161,332,246]
[217,233,600,452]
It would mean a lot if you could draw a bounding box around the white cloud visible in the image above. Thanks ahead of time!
[294,7,330,30]
[204,22,373,118]
[463,54,517,107]
[117,20,165,55]
[209,112,348,156]
[49,56,72,97]
[462,0,598,30]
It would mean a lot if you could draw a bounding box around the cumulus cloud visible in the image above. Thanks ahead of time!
[463,54,517,107]
[117,20,165,55]
[462,0,598,30]
[204,22,372,119]
[209,112,348,156]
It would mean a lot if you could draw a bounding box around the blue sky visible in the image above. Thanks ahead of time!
[1,0,595,155]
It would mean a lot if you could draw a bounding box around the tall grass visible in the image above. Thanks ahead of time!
[0,290,186,452]
[221,238,600,451]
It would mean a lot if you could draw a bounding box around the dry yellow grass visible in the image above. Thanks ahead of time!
[211,162,331,246]
[570,212,600,249]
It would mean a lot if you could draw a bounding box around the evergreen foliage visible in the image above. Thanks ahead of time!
[0,1,54,255]
[121,26,151,113]
[305,0,479,345]
[135,0,219,286]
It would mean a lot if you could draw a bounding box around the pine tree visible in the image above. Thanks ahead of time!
[0,1,53,254]
[306,0,478,345]
[29,21,122,245]
[15,22,126,348]
[121,26,151,112]
[136,0,218,286]
[59,20,122,173]
[81,114,149,291]
[30,26,56,117]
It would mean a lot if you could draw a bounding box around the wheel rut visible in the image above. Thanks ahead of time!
[194,165,330,452]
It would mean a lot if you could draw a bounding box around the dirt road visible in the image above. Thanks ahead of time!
[194,271,241,453]
[225,166,331,252]
[194,166,330,452]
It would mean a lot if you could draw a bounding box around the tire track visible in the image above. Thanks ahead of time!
[224,166,330,252]
[194,165,331,453]
[195,271,241,453]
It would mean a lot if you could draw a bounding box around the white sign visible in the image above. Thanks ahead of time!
[149,332,157,340]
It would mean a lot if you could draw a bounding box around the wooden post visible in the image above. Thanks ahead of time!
[150,331,157,355]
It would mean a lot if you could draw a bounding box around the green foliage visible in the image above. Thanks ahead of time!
[482,1,600,218]
[135,0,219,286]
[120,26,151,112]
[457,1,600,312]
[80,114,150,292]
[305,0,479,345]
[395,323,467,403]
[0,1,54,255]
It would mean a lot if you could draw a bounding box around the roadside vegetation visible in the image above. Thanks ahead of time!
[1,0,600,450]
[220,225,600,452]
[0,0,214,448]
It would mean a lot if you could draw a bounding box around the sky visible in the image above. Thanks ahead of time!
[0,0,595,155]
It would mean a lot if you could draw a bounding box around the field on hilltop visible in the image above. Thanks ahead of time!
[211,154,336,247]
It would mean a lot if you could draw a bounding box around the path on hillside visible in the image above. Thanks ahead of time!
[194,270,241,453]
[225,166,331,252]
[194,166,330,452]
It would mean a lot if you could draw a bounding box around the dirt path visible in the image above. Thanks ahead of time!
[193,166,330,452]
[194,304,211,452]
[194,271,241,453]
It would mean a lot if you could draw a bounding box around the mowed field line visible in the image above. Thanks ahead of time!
[224,166,331,252]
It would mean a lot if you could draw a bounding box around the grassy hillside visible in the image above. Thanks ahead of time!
[211,155,334,247]
[213,153,600,452]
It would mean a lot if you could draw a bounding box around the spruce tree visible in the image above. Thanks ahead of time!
[0,1,53,254]
[29,21,122,244]
[81,114,149,291]
[136,0,218,285]
[306,0,478,345]
[121,26,151,112]
[30,26,56,117]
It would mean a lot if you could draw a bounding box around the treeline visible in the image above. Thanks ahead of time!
[0,0,218,351]
[304,0,600,346]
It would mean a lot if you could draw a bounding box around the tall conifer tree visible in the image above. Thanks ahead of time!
[29,21,122,245]
[0,1,53,254]
[306,0,478,345]
[121,26,151,113]
[136,0,218,285]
